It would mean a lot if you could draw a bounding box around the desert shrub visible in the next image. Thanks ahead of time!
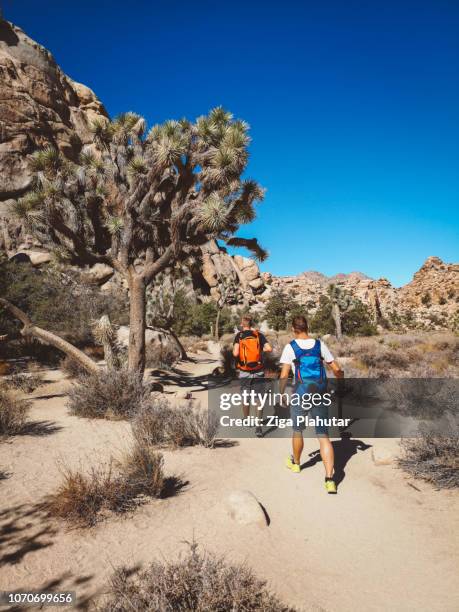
[398,421,459,489]
[5,372,43,393]
[68,369,149,420]
[47,444,166,527]
[145,342,179,370]
[358,348,409,371]
[60,355,87,378]
[103,544,297,612]
[0,387,30,436]
[132,397,218,449]
[0,260,128,345]
[421,293,431,307]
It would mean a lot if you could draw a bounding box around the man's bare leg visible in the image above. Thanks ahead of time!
[318,436,334,478]
[292,432,304,464]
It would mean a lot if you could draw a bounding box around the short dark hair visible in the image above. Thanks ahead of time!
[241,315,253,327]
[292,315,308,333]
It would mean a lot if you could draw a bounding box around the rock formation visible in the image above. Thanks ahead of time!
[259,257,457,330]
[0,19,456,330]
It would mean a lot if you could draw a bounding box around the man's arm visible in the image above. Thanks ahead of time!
[279,363,291,395]
[260,333,272,353]
[326,360,344,378]
[232,341,240,358]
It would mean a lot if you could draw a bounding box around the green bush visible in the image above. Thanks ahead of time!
[310,295,377,336]
[0,260,128,345]
[265,289,305,331]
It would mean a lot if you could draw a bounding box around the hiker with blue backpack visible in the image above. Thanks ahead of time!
[279,315,344,494]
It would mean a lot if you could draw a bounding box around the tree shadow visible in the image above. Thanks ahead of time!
[154,367,230,392]
[0,502,57,567]
[19,420,63,436]
[300,434,372,487]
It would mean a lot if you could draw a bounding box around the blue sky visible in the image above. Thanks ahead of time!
[4,0,458,286]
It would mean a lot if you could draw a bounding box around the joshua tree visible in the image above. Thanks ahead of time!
[8,107,266,374]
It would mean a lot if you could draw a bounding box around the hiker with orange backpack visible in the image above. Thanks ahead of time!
[233,315,272,437]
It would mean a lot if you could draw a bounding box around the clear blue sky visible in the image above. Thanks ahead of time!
[4,0,458,286]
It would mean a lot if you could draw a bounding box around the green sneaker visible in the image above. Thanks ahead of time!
[325,479,337,494]
[285,456,301,474]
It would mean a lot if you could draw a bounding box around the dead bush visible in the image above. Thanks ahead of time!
[0,387,30,436]
[145,342,179,370]
[132,397,218,449]
[398,420,459,489]
[60,355,86,378]
[5,371,44,393]
[68,368,149,420]
[47,444,167,527]
[103,544,297,611]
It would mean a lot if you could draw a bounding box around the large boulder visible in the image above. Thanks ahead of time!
[0,18,108,206]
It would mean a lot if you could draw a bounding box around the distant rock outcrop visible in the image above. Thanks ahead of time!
[258,257,457,330]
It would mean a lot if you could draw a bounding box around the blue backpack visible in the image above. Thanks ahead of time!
[290,338,327,394]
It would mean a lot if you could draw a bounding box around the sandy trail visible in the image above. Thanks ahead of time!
[0,353,458,611]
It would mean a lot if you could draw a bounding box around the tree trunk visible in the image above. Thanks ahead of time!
[215,308,221,340]
[167,328,188,360]
[332,302,342,341]
[0,298,99,374]
[128,274,147,373]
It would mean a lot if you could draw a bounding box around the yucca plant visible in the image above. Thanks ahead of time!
[5,107,265,374]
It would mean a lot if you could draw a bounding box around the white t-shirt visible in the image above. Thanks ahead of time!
[280,338,334,375]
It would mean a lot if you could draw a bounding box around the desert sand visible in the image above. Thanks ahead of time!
[1,351,458,611]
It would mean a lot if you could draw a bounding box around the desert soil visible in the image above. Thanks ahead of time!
[0,351,458,611]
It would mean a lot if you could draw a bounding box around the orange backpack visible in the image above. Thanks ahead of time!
[238,331,262,371]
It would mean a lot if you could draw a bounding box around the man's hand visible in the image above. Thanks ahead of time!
[329,361,344,379]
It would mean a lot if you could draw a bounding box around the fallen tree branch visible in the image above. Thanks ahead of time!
[0,298,100,374]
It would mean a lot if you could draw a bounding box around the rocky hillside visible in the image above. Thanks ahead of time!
[259,256,458,330]
[0,19,457,330]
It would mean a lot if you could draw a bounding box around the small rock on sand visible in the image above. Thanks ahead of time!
[225,490,268,528]
[372,442,399,465]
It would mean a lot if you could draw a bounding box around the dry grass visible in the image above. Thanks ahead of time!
[102,544,297,611]
[0,386,30,437]
[132,396,219,449]
[398,419,459,489]
[47,443,168,527]
[328,332,459,378]
[68,368,149,420]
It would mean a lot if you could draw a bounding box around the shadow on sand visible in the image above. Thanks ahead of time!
[300,433,372,486]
